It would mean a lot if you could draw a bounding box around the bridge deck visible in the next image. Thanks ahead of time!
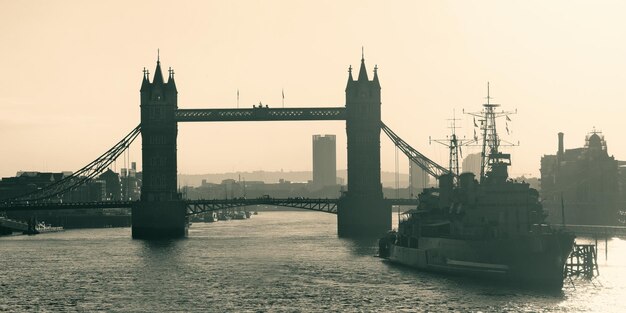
[175,107,346,122]
[0,216,29,232]
[1,198,418,214]
[185,198,341,215]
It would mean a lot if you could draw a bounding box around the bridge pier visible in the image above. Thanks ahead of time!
[131,201,187,239]
[337,196,391,237]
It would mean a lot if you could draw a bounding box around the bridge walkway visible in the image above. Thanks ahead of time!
[0,216,30,233]
[1,198,419,216]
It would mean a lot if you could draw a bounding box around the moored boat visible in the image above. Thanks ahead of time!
[232,211,247,220]
[35,222,64,234]
[218,211,232,221]
[205,212,218,222]
[379,87,575,290]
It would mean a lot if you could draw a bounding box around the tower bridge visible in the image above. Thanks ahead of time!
[1,54,448,239]
[136,54,387,239]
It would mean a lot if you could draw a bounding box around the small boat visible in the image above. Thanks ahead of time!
[218,211,231,221]
[205,212,218,222]
[35,222,64,234]
[231,211,247,220]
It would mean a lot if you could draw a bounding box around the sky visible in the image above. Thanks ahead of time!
[2,0,626,179]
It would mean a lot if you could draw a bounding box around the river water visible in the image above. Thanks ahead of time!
[1,211,626,312]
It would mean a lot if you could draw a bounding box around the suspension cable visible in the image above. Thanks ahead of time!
[381,121,452,179]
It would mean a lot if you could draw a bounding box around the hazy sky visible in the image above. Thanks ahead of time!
[2,1,626,179]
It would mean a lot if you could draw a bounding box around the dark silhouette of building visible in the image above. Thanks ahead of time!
[0,172,68,200]
[541,130,620,225]
[98,169,121,201]
[184,178,317,199]
[182,175,342,200]
[0,171,107,203]
[312,134,337,189]
[133,57,186,239]
[338,55,391,236]
[65,180,106,202]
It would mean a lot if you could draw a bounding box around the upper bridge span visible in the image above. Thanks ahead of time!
[175,107,346,122]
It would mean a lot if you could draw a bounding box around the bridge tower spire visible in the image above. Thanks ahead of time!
[134,56,187,239]
[339,55,390,237]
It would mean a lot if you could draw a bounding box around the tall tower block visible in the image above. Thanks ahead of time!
[338,56,391,237]
[312,134,337,188]
[133,57,187,239]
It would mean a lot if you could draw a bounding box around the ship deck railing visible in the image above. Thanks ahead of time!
[552,224,626,237]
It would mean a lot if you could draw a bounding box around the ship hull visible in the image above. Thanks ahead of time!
[382,234,574,290]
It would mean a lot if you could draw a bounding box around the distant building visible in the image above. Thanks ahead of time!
[98,169,121,201]
[65,180,106,202]
[120,162,141,201]
[540,131,620,225]
[0,171,110,202]
[462,153,482,177]
[409,161,429,197]
[185,178,322,199]
[0,172,68,200]
[312,134,337,189]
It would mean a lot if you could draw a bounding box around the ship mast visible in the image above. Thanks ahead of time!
[430,110,470,179]
[481,83,498,180]
[465,83,517,183]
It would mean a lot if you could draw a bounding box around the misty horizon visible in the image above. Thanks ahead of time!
[3,1,626,180]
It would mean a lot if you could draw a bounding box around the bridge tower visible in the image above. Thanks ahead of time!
[133,57,187,239]
[338,56,391,237]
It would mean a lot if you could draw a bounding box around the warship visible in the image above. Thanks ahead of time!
[379,87,575,290]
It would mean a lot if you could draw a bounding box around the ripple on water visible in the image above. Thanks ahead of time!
[1,212,626,312]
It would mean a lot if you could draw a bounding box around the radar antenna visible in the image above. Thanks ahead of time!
[464,82,518,183]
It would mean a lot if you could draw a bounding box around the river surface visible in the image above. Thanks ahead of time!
[1,211,626,312]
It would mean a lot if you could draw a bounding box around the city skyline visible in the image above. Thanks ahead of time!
[2,1,626,179]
